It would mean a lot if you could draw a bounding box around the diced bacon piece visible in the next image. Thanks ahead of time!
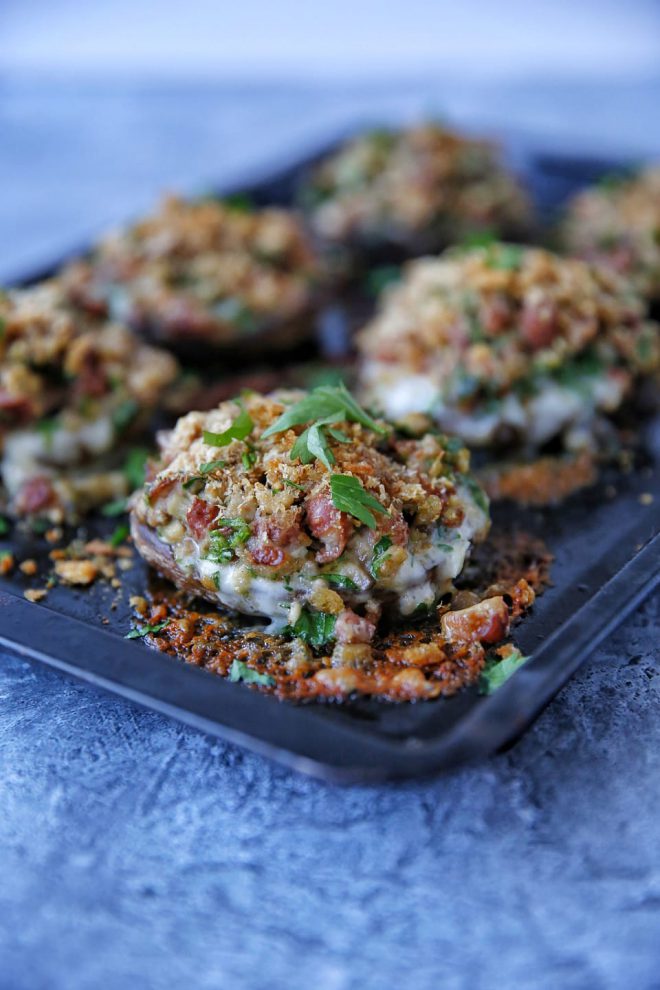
[440,596,510,645]
[249,543,285,568]
[15,476,56,515]
[305,493,353,564]
[186,498,218,540]
[521,300,558,350]
[335,609,377,644]
[0,391,34,423]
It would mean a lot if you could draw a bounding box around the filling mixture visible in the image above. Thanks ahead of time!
[0,280,178,521]
[560,166,660,300]
[63,195,324,349]
[299,123,531,252]
[357,243,659,451]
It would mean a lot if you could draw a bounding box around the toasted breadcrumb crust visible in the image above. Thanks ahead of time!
[301,124,531,249]
[561,167,660,299]
[63,195,323,348]
[357,244,659,448]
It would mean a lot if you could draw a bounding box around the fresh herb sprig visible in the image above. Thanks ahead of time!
[330,474,388,530]
[286,608,337,649]
[369,535,393,577]
[479,647,529,695]
[125,619,170,640]
[229,659,275,687]
[203,404,254,448]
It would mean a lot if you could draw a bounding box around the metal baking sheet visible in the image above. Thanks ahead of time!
[0,132,658,781]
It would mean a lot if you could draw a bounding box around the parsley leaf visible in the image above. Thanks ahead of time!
[330,474,389,530]
[485,244,524,271]
[126,620,170,640]
[284,479,306,492]
[112,399,139,433]
[203,405,254,447]
[262,383,387,440]
[110,523,129,547]
[101,497,128,517]
[479,647,529,695]
[0,515,11,536]
[369,535,393,577]
[206,518,251,562]
[317,573,358,591]
[228,659,275,687]
[459,474,490,516]
[286,608,337,648]
[124,447,150,491]
[364,264,401,297]
[200,459,227,474]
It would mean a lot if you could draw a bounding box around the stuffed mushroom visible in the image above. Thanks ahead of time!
[560,166,660,301]
[63,195,324,354]
[299,123,532,261]
[0,279,178,520]
[357,243,659,451]
[130,386,490,650]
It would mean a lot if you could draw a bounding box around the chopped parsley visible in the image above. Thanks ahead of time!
[460,229,497,250]
[110,523,129,547]
[284,479,306,492]
[0,515,10,536]
[484,244,524,271]
[222,192,253,212]
[241,446,257,470]
[112,398,139,433]
[330,474,389,530]
[182,476,205,491]
[459,474,490,515]
[213,298,258,333]
[369,535,392,577]
[206,518,251,562]
[0,315,5,339]
[479,647,530,695]
[262,383,387,440]
[286,608,337,649]
[125,620,170,640]
[228,659,275,687]
[317,573,358,591]
[101,497,128,517]
[124,447,150,491]
[364,264,401,297]
[200,459,227,474]
[36,416,59,449]
[203,405,254,447]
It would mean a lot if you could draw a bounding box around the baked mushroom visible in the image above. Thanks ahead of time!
[63,195,325,355]
[130,386,490,651]
[299,123,532,262]
[357,243,659,450]
[0,279,178,520]
[560,166,660,302]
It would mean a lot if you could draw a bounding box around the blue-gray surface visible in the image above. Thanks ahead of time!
[0,77,659,990]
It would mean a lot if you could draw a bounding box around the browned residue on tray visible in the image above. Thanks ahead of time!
[131,531,551,702]
[480,451,598,507]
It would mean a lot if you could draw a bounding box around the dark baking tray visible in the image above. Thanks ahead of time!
[0,132,658,782]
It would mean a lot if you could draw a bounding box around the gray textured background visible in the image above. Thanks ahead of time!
[0,75,659,989]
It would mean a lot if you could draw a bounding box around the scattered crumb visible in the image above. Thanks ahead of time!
[19,559,38,576]
[49,548,67,561]
[45,527,63,544]
[24,588,48,603]
[54,559,99,586]
[111,578,121,589]
[0,553,15,575]
[117,558,132,571]
[639,492,654,506]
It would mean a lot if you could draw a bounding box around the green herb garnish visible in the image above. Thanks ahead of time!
[460,229,497,250]
[110,523,130,547]
[330,474,389,530]
[262,383,387,440]
[222,192,253,213]
[485,244,524,271]
[182,476,205,491]
[203,405,254,447]
[125,619,170,640]
[36,416,58,449]
[369,535,393,577]
[124,447,150,491]
[101,498,128,517]
[206,518,251,562]
[284,479,306,492]
[459,474,490,516]
[241,447,257,470]
[286,608,337,649]
[228,659,275,687]
[479,647,530,695]
[213,298,258,332]
[365,264,401,297]
[0,515,10,536]
[112,399,139,433]
[200,459,227,474]
[317,573,358,591]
